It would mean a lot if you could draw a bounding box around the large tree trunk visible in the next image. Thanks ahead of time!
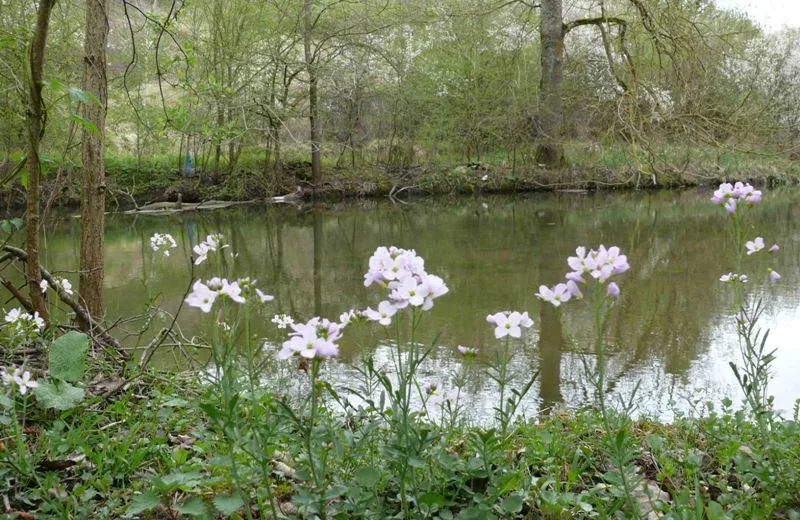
[25,0,55,320]
[303,0,322,186]
[536,0,566,168]
[78,0,109,327]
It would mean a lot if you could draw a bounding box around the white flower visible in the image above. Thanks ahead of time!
[390,276,429,308]
[150,233,178,257]
[278,317,342,360]
[193,243,210,265]
[536,283,571,307]
[364,301,397,326]
[364,246,448,312]
[4,308,23,324]
[218,279,246,304]
[57,278,74,296]
[745,237,765,255]
[486,311,532,339]
[185,281,218,313]
[457,345,478,356]
[39,280,48,293]
[192,233,228,265]
[2,366,37,395]
[271,314,294,329]
[339,309,358,327]
[720,273,748,284]
[566,244,628,284]
[13,369,37,395]
[255,288,274,303]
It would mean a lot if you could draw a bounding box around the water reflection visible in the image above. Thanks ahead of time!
[32,188,800,419]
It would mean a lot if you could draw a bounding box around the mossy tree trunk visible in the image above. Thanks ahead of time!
[25,0,56,320]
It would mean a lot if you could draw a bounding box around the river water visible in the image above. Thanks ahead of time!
[37,188,800,420]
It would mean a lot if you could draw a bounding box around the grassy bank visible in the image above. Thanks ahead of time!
[2,367,799,519]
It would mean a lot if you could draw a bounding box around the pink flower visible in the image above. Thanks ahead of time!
[607,282,620,298]
[536,283,572,307]
[457,345,478,356]
[769,270,781,283]
[486,311,532,339]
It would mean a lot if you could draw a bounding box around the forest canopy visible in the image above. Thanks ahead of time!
[1,0,799,189]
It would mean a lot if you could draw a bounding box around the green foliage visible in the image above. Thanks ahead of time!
[33,381,85,411]
[48,331,89,383]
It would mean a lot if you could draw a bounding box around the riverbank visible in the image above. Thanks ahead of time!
[3,368,798,519]
[3,146,800,211]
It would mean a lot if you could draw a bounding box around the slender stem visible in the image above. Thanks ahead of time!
[306,357,326,518]
[593,288,636,517]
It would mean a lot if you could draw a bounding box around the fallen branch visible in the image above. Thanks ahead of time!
[0,245,122,353]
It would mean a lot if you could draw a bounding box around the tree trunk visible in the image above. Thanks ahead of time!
[303,0,322,186]
[78,0,109,327]
[536,0,566,168]
[25,0,55,320]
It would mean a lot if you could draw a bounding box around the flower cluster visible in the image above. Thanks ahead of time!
[3,308,45,347]
[150,233,178,257]
[192,234,228,265]
[457,345,478,356]
[363,246,448,325]
[486,311,533,339]
[338,309,362,328]
[271,314,294,329]
[278,317,342,359]
[720,273,748,284]
[711,182,762,214]
[537,245,629,307]
[39,278,73,296]
[185,277,273,312]
[1,366,38,395]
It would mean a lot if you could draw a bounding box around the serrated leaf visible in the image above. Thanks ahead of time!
[127,490,160,514]
[50,331,89,382]
[213,493,244,515]
[176,497,208,517]
[354,467,381,488]
[34,381,85,410]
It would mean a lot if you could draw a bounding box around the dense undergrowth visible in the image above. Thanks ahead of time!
[3,374,800,519]
[1,181,799,519]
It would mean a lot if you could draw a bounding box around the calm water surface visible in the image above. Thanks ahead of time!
[39,189,800,420]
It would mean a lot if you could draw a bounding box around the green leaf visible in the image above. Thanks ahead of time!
[127,490,160,514]
[0,395,12,408]
[501,494,524,514]
[176,497,208,517]
[67,87,100,105]
[354,466,381,488]
[50,331,89,382]
[19,169,27,190]
[34,381,86,411]
[706,501,726,520]
[213,493,244,515]
[418,492,445,508]
[70,114,99,135]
